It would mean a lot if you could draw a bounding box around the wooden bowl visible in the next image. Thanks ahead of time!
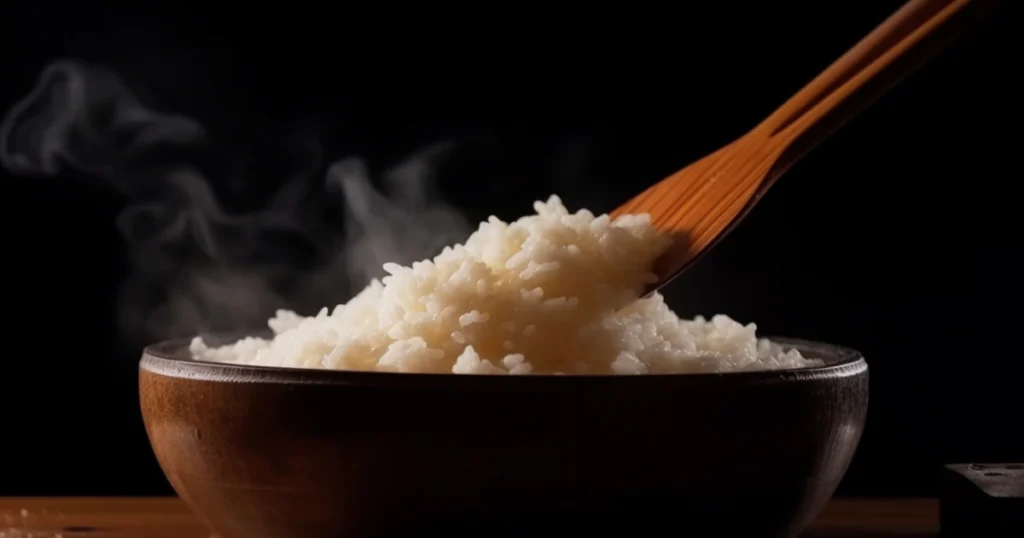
[140,336,868,538]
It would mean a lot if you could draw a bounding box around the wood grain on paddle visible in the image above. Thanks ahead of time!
[613,0,988,290]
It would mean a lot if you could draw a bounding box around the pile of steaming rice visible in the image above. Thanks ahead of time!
[190,196,821,374]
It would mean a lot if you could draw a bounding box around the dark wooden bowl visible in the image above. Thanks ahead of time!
[140,336,868,538]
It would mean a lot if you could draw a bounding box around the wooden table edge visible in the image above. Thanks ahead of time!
[0,497,940,537]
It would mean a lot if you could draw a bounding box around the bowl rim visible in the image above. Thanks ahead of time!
[140,335,867,388]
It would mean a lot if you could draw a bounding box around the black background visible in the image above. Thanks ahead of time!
[1,0,1020,497]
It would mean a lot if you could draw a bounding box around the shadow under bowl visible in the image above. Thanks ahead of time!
[140,336,868,538]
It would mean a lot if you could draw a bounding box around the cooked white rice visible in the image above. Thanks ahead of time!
[190,196,822,374]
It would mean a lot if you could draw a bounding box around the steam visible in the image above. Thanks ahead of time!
[0,59,471,346]
[0,60,206,183]
[328,144,470,287]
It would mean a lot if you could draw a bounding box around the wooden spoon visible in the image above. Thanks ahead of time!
[613,0,993,293]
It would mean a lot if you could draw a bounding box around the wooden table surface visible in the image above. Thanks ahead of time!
[0,497,939,538]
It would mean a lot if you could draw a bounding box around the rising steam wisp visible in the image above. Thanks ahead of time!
[0,59,472,347]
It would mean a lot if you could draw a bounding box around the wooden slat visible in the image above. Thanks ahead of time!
[0,497,939,538]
